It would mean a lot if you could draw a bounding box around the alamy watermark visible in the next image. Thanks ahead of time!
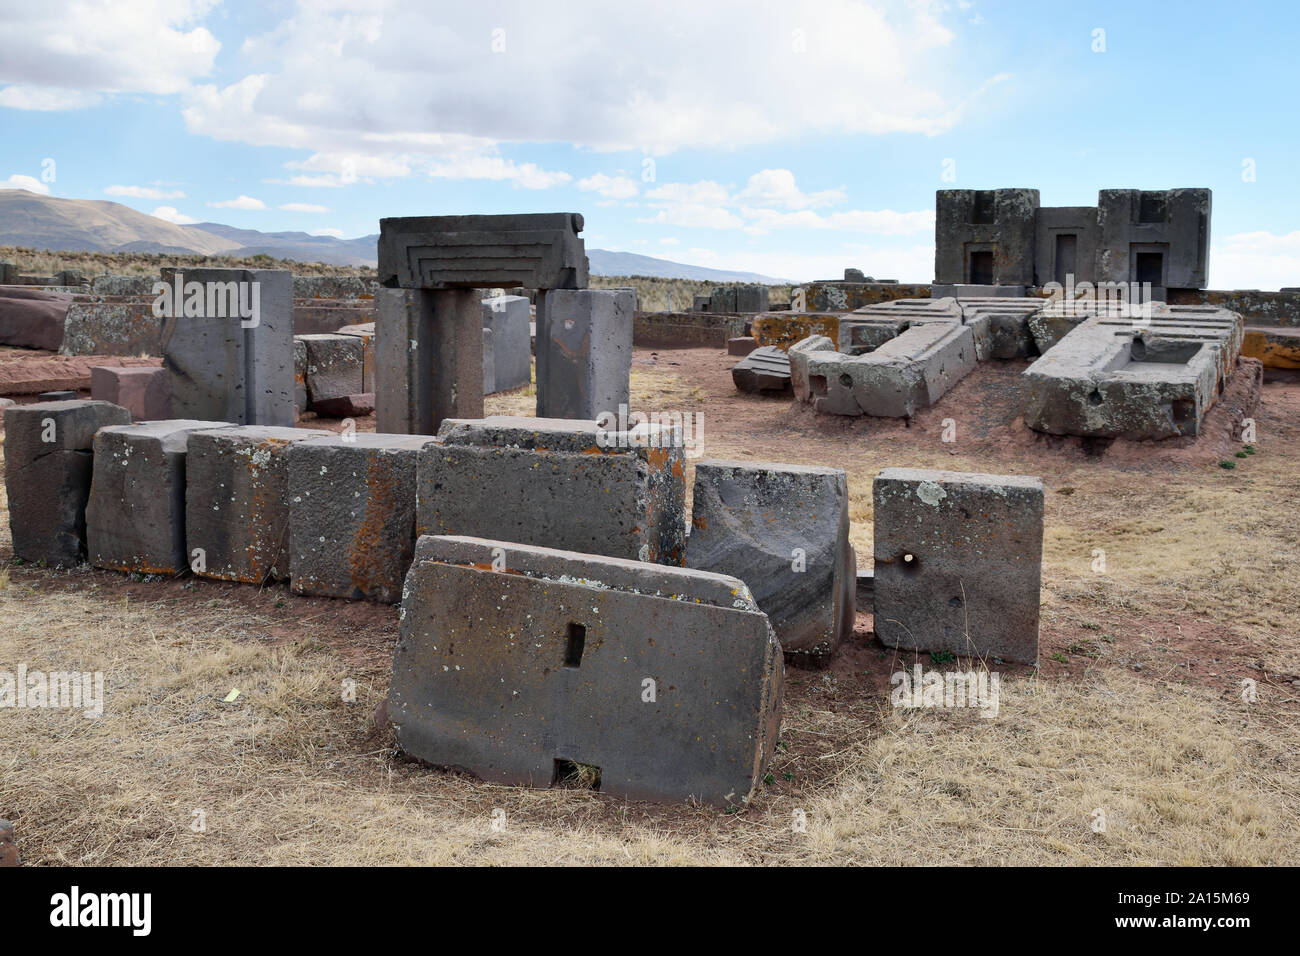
[595,403,704,459]
[152,271,261,328]
[1041,274,1156,320]
[891,664,1000,718]
[0,665,103,718]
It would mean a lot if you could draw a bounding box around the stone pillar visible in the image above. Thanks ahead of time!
[536,288,633,420]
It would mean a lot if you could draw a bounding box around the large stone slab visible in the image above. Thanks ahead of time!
[185,426,331,583]
[536,288,633,419]
[873,468,1044,664]
[686,460,854,666]
[418,416,686,564]
[732,345,792,394]
[388,535,783,806]
[3,400,131,565]
[297,333,364,405]
[90,366,172,420]
[159,268,295,426]
[378,212,587,291]
[481,294,531,393]
[288,433,430,602]
[0,287,74,350]
[86,420,231,574]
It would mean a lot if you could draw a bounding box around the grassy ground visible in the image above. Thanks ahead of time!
[1,352,1297,865]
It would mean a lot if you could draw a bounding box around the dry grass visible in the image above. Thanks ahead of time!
[2,354,1299,865]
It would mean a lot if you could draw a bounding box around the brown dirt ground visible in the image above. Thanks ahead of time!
[1,345,1297,866]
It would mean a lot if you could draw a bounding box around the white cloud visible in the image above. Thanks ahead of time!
[279,202,329,213]
[0,174,50,194]
[660,237,679,245]
[732,169,845,210]
[638,204,745,230]
[207,195,266,210]
[170,1,983,187]
[265,175,346,188]
[311,228,345,238]
[106,185,186,200]
[0,0,219,110]
[1212,231,1300,291]
[577,173,639,200]
[645,180,731,205]
[151,205,199,224]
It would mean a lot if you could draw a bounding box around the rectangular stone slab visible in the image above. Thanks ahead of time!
[297,333,364,405]
[288,433,431,602]
[87,420,232,574]
[481,294,531,393]
[185,425,331,583]
[90,365,173,421]
[419,416,686,564]
[389,549,783,806]
[3,400,131,565]
[685,460,853,665]
[873,468,1044,664]
[536,288,633,420]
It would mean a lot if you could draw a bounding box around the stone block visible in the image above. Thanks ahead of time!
[298,333,364,405]
[536,288,633,420]
[727,336,757,356]
[86,420,230,574]
[160,268,295,426]
[732,345,792,394]
[481,294,531,393]
[873,468,1044,664]
[288,433,430,602]
[934,189,1039,286]
[377,212,587,291]
[734,285,770,313]
[90,366,172,420]
[686,460,854,665]
[309,393,374,417]
[418,416,686,564]
[388,535,783,806]
[0,287,73,350]
[37,390,78,401]
[3,400,131,565]
[185,426,331,583]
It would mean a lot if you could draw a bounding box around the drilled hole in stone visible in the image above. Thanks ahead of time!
[839,373,853,388]
[1088,388,1104,406]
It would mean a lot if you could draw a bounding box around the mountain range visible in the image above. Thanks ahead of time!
[0,189,785,283]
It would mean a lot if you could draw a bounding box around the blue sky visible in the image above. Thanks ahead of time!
[1,0,1297,286]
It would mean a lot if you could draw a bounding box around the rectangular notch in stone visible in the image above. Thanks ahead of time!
[563,622,586,668]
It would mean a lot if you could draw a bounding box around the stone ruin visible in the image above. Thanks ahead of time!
[2,209,1058,807]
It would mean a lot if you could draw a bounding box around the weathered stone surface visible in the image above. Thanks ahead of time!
[3,400,131,565]
[160,268,295,426]
[1096,188,1211,291]
[481,294,531,393]
[727,336,757,356]
[388,535,783,806]
[60,301,162,356]
[90,366,172,420]
[873,468,1044,664]
[374,287,482,435]
[185,426,331,583]
[732,345,792,394]
[37,390,78,401]
[536,288,633,419]
[0,287,74,350]
[90,275,157,296]
[298,333,364,405]
[734,285,770,313]
[792,282,931,313]
[418,416,686,565]
[1022,304,1242,439]
[632,310,745,349]
[309,393,374,417]
[856,568,874,613]
[334,323,375,391]
[686,460,854,665]
[288,433,430,602]
[935,189,1040,286]
[378,212,587,291]
[87,420,230,574]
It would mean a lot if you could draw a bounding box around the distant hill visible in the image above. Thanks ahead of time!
[0,190,788,282]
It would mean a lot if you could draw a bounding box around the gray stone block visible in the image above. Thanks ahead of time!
[378,213,587,291]
[160,268,294,426]
[185,426,331,583]
[298,333,364,405]
[287,433,430,602]
[873,468,1044,664]
[732,345,792,394]
[685,460,854,665]
[481,294,531,393]
[418,416,686,564]
[734,285,770,313]
[3,400,131,565]
[388,535,784,806]
[536,288,633,420]
[86,420,231,574]
[935,189,1040,286]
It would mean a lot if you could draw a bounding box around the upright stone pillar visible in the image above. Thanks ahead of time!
[537,288,633,420]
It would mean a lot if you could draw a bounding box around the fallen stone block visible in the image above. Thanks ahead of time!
[309,393,374,417]
[418,416,686,564]
[0,287,75,350]
[60,301,163,356]
[873,468,1044,664]
[90,366,172,420]
[288,433,430,602]
[334,323,375,391]
[3,400,131,565]
[185,426,331,583]
[298,333,364,406]
[685,460,854,665]
[388,534,784,806]
[728,336,758,356]
[536,288,633,419]
[86,420,231,574]
[732,345,792,394]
